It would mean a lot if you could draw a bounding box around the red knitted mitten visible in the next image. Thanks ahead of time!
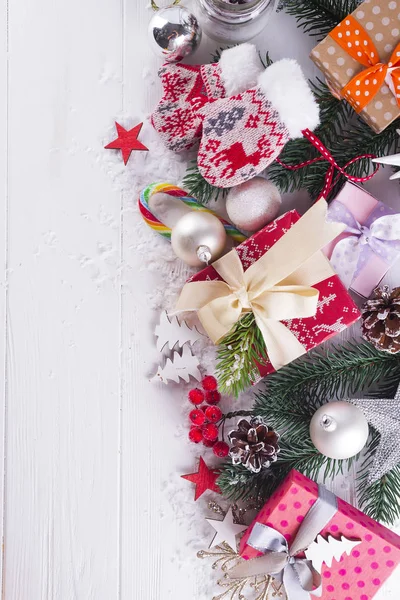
[197,59,320,187]
[151,44,263,152]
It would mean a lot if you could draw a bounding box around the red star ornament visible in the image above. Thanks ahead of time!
[181,457,221,501]
[105,122,148,165]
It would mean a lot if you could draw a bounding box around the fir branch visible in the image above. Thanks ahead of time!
[216,313,268,398]
[282,0,363,41]
[358,465,400,524]
[182,160,228,204]
[259,342,400,421]
[219,342,400,523]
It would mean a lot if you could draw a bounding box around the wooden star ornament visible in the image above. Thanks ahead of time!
[181,457,221,501]
[105,122,148,165]
[206,507,248,550]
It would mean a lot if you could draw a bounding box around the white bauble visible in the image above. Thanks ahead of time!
[226,177,281,232]
[171,211,226,267]
[310,402,369,460]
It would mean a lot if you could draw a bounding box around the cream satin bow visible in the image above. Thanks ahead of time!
[177,201,345,371]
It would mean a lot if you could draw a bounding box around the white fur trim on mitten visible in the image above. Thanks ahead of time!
[219,44,263,96]
[258,59,320,139]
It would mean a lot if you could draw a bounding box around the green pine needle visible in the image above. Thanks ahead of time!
[282,0,363,40]
[218,342,400,524]
[216,313,269,398]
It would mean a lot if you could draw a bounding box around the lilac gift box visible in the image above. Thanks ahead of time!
[323,182,400,298]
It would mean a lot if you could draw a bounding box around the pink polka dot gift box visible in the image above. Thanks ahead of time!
[238,470,400,600]
[323,182,400,299]
[310,0,400,134]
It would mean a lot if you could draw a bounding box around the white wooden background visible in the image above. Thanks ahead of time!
[0,1,399,598]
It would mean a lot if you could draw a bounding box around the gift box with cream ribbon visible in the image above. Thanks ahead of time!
[310,0,400,133]
[176,201,360,382]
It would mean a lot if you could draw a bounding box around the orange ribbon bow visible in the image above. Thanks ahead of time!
[330,14,400,113]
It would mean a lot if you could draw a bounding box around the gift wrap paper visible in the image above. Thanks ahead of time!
[310,0,400,133]
[324,182,400,298]
[188,210,360,381]
[240,470,400,600]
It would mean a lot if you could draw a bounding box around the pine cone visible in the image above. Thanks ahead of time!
[362,286,400,354]
[228,417,280,473]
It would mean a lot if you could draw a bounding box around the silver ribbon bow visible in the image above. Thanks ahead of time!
[229,485,337,599]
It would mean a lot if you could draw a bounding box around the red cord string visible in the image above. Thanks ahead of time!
[276,128,379,200]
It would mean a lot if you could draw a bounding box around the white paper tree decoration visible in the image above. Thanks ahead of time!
[152,345,201,384]
[305,534,362,574]
[155,310,204,351]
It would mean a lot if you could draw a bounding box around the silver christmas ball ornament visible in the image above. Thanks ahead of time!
[226,177,282,233]
[310,401,369,460]
[148,5,202,63]
[171,212,227,267]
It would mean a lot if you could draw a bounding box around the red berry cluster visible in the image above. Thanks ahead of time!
[188,376,229,458]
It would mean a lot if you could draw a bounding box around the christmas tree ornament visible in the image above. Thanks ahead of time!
[171,211,227,267]
[229,417,280,474]
[226,177,281,232]
[151,44,263,151]
[152,345,201,384]
[206,506,248,550]
[349,382,400,484]
[304,534,361,574]
[181,456,221,500]
[197,58,320,188]
[362,286,400,354]
[148,2,202,63]
[154,310,204,352]
[104,122,148,165]
[139,182,246,245]
[309,401,369,460]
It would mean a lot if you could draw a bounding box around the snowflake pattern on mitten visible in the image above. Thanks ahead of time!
[197,88,290,187]
[151,44,264,153]
[151,63,207,152]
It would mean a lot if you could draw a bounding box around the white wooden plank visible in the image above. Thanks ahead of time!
[0,0,7,592]
[3,0,123,597]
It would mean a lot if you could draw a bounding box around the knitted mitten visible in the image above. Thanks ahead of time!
[197,59,320,187]
[151,44,263,152]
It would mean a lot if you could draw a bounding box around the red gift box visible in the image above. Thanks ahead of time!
[188,210,360,379]
[240,470,400,600]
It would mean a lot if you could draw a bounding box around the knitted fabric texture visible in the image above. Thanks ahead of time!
[197,88,290,187]
[151,44,263,153]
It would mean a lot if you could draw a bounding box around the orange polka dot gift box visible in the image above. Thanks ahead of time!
[238,470,400,600]
[310,0,400,133]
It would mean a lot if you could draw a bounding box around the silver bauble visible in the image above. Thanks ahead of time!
[171,212,226,267]
[226,177,281,233]
[310,402,369,460]
[148,5,202,63]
